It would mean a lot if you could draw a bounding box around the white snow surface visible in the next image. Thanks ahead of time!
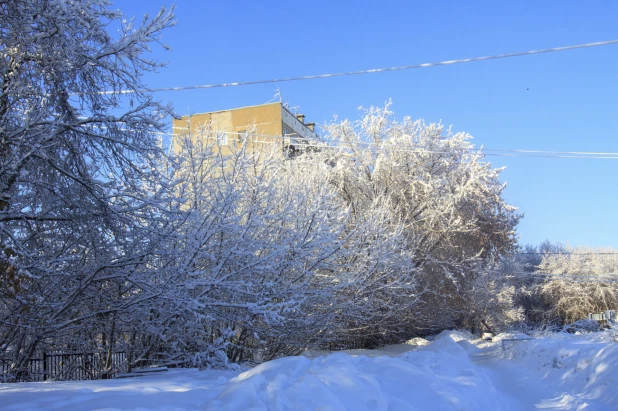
[1,330,617,410]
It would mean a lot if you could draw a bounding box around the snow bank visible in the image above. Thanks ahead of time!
[502,332,618,408]
[2,331,618,410]
[0,368,237,411]
[404,336,430,346]
[206,332,509,410]
[433,329,476,343]
[491,332,531,343]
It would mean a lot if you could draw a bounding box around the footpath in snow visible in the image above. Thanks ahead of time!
[1,330,617,410]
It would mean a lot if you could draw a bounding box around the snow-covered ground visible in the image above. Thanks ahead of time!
[1,330,617,410]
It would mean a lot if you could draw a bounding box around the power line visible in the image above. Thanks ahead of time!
[96,39,618,95]
[283,133,618,158]
[527,273,618,279]
[169,130,618,159]
[524,273,618,283]
[489,270,618,283]
[515,252,618,255]
[84,124,618,160]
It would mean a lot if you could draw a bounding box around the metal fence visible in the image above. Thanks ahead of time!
[0,351,127,382]
[589,310,616,322]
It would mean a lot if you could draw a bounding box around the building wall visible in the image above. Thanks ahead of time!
[172,102,320,162]
[281,106,318,143]
[172,102,285,157]
[171,103,321,209]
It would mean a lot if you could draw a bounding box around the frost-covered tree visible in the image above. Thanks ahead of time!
[0,0,176,380]
[320,103,521,336]
[496,241,567,326]
[536,247,618,324]
[0,6,526,377]
[461,267,524,333]
[498,243,618,327]
[158,127,420,363]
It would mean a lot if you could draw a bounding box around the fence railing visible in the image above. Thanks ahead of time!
[0,351,127,383]
[589,310,616,322]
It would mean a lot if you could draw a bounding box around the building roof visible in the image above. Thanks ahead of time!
[178,102,283,119]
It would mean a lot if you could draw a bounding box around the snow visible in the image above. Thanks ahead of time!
[486,332,618,409]
[1,331,617,410]
[491,332,534,342]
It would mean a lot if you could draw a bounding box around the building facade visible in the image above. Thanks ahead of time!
[172,102,319,158]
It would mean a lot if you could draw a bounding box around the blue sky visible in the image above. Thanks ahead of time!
[115,0,618,248]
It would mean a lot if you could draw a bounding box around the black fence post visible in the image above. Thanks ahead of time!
[42,352,47,381]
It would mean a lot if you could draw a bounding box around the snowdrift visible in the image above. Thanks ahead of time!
[206,332,508,410]
[500,332,618,409]
[1,330,617,410]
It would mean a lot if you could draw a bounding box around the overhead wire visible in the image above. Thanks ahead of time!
[516,252,618,256]
[485,269,618,282]
[168,129,618,159]
[520,273,618,283]
[94,39,618,95]
[80,123,618,160]
[526,273,618,279]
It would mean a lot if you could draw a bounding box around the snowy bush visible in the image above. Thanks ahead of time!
[499,244,618,329]
[563,319,601,334]
[0,0,176,379]
[319,103,521,339]
[537,247,618,324]
[0,0,523,376]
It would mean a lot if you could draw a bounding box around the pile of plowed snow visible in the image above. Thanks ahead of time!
[207,331,508,410]
[494,331,618,409]
[1,330,617,410]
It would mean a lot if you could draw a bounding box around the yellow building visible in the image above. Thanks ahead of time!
[172,102,319,158]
